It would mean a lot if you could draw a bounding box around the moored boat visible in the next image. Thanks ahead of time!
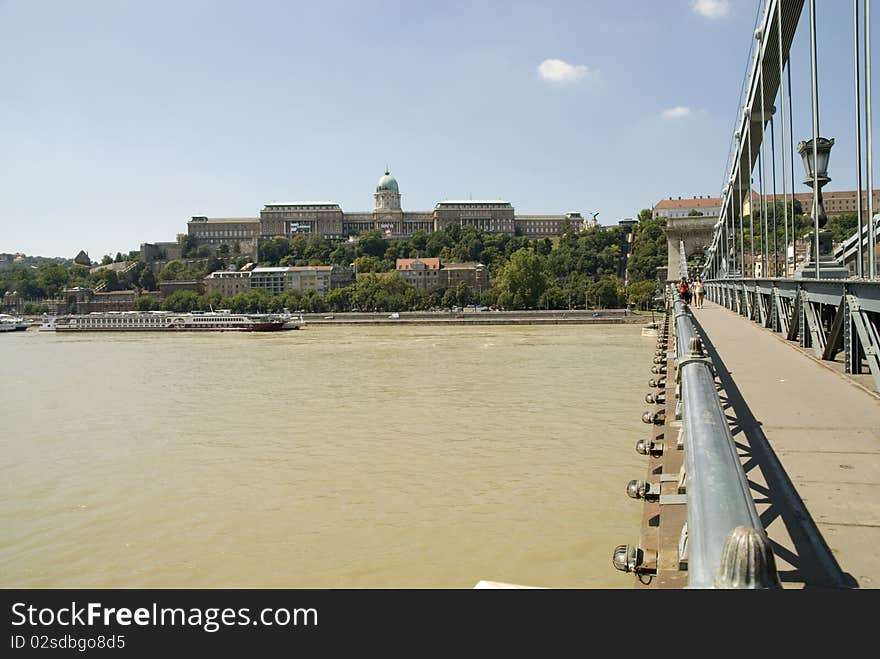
[0,314,28,332]
[38,310,301,332]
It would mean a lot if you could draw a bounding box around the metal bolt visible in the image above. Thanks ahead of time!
[688,336,704,357]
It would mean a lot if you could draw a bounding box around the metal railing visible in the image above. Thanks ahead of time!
[673,295,780,588]
[676,242,780,588]
[615,243,780,587]
[705,277,880,392]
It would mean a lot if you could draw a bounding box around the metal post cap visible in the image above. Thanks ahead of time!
[714,526,782,589]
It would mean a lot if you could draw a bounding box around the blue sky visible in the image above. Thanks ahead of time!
[1,0,877,259]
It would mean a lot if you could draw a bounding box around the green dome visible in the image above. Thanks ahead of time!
[376,171,399,193]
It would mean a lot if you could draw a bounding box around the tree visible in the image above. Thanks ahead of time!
[627,280,659,310]
[627,214,667,283]
[133,296,160,311]
[357,229,387,258]
[588,275,623,308]
[100,255,113,266]
[353,255,385,273]
[494,248,550,309]
[455,282,473,307]
[139,268,157,291]
[325,287,352,311]
[179,234,198,258]
[36,264,70,297]
[162,290,201,312]
[258,237,291,265]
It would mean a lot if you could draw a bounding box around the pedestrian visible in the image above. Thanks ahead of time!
[678,277,690,305]
[693,277,705,309]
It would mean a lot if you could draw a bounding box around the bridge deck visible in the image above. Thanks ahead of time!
[692,301,880,588]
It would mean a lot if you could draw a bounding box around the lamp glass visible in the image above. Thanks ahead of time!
[814,147,830,179]
[799,144,815,179]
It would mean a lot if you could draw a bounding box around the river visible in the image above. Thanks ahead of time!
[0,323,650,588]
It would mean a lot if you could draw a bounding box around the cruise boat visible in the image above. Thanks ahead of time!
[0,314,28,332]
[39,310,303,332]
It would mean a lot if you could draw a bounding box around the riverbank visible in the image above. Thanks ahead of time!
[13,309,652,329]
[301,309,647,326]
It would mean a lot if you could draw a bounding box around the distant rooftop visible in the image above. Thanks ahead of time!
[436,200,510,206]
[653,197,722,210]
[263,202,340,208]
[189,216,260,223]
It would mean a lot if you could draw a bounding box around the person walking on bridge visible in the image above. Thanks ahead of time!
[692,277,704,309]
[678,277,691,305]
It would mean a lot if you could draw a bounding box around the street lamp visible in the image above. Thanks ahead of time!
[797,136,833,228]
[795,137,847,278]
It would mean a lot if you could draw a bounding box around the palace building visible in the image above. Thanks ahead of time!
[186,170,598,253]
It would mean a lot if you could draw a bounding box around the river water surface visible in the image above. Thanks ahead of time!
[1,324,650,588]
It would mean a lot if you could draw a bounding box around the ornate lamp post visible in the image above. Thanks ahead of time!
[795,137,847,278]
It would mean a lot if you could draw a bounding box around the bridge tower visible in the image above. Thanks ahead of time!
[665,216,716,280]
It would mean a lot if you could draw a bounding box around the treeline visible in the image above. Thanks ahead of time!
[4,212,671,312]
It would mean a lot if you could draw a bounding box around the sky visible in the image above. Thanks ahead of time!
[2,0,878,259]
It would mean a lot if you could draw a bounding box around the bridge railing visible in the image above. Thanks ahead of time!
[705,278,880,392]
[672,293,781,588]
[669,243,781,587]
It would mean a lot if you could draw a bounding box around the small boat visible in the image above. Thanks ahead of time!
[282,313,306,330]
[641,321,659,338]
[0,314,28,332]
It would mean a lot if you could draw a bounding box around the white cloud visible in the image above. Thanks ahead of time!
[537,58,597,83]
[661,106,692,120]
[691,0,730,19]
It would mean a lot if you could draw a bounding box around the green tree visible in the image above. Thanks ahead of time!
[139,268,157,291]
[162,290,201,312]
[587,275,623,308]
[325,287,352,311]
[132,296,161,311]
[179,234,198,258]
[357,229,387,258]
[36,264,70,297]
[627,212,667,283]
[353,255,385,273]
[627,280,659,310]
[495,248,550,309]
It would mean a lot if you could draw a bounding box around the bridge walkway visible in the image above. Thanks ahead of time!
[691,300,880,588]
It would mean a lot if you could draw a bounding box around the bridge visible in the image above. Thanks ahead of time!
[613,0,880,588]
